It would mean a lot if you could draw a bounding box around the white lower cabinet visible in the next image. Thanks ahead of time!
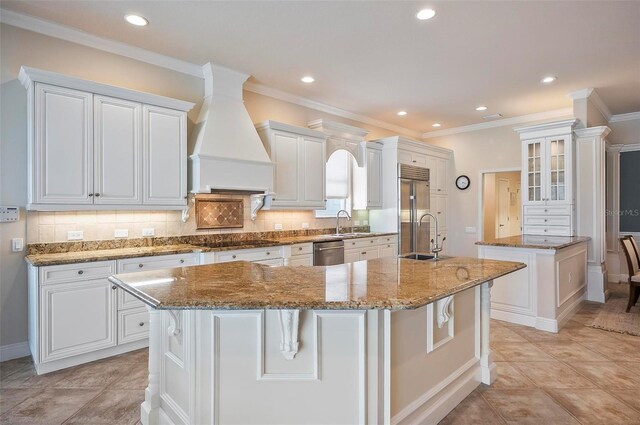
[288,243,313,266]
[344,236,397,263]
[118,308,150,345]
[40,277,117,363]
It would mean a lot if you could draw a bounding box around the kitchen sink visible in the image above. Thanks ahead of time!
[401,253,436,261]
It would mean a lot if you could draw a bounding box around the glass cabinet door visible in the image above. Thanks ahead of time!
[548,137,566,201]
[526,140,543,202]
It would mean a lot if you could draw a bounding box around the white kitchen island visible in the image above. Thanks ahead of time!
[477,235,590,333]
[109,256,524,425]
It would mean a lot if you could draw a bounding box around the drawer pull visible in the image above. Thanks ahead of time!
[544,229,548,232]
[94,193,101,197]
[298,247,303,251]
[232,255,237,259]
[437,189,441,192]
[544,219,548,222]
[370,240,374,243]
[180,259,185,264]
[266,252,271,255]
[361,252,366,255]
[544,209,548,212]
[138,264,143,268]
[111,285,117,290]
[77,270,84,275]
[387,245,391,248]
[139,322,145,327]
[412,160,417,163]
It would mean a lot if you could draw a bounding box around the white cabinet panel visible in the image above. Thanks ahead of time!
[118,308,149,344]
[432,195,447,229]
[143,105,187,205]
[360,247,380,261]
[40,278,116,362]
[435,158,448,194]
[344,249,361,264]
[366,147,383,208]
[272,132,299,203]
[34,83,93,204]
[302,137,326,205]
[94,96,141,204]
[289,255,313,266]
[379,243,397,258]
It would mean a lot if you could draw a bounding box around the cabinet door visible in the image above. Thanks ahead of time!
[545,136,570,204]
[34,83,93,204]
[523,139,545,204]
[344,249,361,264]
[143,105,187,205]
[40,278,116,362]
[289,255,313,266]
[379,243,396,258]
[434,195,447,229]
[398,150,413,165]
[301,136,326,206]
[359,247,380,261]
[436,158,448,194]
[94,96,141,205]
[423,155,438,194]
[271,132,300,205]
[367,148,383,208]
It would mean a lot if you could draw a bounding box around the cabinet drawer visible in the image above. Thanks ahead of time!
[359,248,380,261]
[289,255,313,266]
[253,258,284,267]
[41,261,115,285]
[524,205,572,215]
[523,225,572,237]
[216,246,283,263]
[378,235,398,245]
[118,308,149,344]
[118,289,146,311]
[379,244,397,258]
[117,253,197,273]
[291,243,313,256]
[524,215,571,226]
[344,237,379,250]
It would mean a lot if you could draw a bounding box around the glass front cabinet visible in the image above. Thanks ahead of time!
[523,135,572,205]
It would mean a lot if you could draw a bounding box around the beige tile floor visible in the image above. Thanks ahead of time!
[1,289,639,424]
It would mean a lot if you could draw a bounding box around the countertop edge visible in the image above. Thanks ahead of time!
[475,237,591,250]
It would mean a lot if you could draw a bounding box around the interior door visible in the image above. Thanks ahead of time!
[400,180,413,254]
[497,178,510,238]
[415,181,431,252]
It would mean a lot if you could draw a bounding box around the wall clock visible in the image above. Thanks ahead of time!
[455,175,470,190]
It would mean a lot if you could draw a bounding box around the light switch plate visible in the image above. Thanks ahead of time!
[465,227,477,234]
[0,206,19,223]
[67,230,84,240]
[301,222,309,229]
[142,228,155,237]
[274,223,283,230]
[114,229,129,238]
[12,238,24,252]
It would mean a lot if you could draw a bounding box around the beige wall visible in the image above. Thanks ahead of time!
[0,23,412,347]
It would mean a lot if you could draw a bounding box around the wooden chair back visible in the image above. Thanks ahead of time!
[621,236,640,278]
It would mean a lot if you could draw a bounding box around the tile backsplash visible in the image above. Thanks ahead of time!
[27,196,370,243]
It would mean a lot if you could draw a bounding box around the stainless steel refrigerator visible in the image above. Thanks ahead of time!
[398,164,431,255]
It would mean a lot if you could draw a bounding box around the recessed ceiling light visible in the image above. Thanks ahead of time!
[416,9,436,20]
[432,123,441,127]
[397,111,408,116]
[301,76,315,83]
[475,105,488,111]
[541,76,557,84]
[124,14,148,26]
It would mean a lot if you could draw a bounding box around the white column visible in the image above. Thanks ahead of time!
[480,281,496,385]
[141,307,162,425]
[575,126,611,302]
[606,144,623,283]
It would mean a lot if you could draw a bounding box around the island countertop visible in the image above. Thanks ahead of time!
[475,235,590,250]
[108,256,525,311]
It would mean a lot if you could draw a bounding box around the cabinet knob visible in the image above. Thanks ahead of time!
[544,209,548,212]
[437,211,441,214]
[544,219,548,222]
[437,189,441,192]
[180,259,184,264]
[111,285,117,290]
[138,264,143,268]
[266,252,271,255]
[298,247,303,251]
[94,193,100,197]
[370,240,374,243]
[139,322,145,327]
[412,160,417,163]
[88,194,93,197]
[544,229,548,233]
[77,270,84,275]
[232,255,237,259]
[361,252,366,255]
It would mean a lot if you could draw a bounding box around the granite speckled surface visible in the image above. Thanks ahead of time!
[475,235,590,250]
[25,231,397,266]
[108,256,525,310]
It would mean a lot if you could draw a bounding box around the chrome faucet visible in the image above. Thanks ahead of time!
[336,210,351,235]
[419,213,446,259]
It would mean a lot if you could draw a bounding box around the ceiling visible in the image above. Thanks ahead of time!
[2,1,639,133]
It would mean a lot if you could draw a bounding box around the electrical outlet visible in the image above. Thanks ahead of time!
[354,220,360,226]
[67,230,84,240]
[142,228,155,237]
[11,238,24,252]
[274,223,283,230]
[114,229,129,238]
[301,222,309,229]
[465,227,477,234]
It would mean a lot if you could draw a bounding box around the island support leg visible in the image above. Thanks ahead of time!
[480,281,496,385]
[141,307,161,425]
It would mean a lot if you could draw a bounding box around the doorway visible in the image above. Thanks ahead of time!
[482,171,522,240]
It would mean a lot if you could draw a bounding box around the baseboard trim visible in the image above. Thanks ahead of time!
[0,341,31,362]
[490,309,537,328]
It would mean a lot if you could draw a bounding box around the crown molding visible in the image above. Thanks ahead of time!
[587,89,612,121]
[422,108,573,139]
[574,126,611,138]
[0,8,204,77]
[567,88,594,100]
[620,143,640,152]
[244,82,422,138]
[609,111,640,123]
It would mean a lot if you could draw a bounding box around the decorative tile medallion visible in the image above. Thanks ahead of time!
[195,198,243,229]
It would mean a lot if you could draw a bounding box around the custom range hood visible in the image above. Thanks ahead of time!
[189,63,275,197]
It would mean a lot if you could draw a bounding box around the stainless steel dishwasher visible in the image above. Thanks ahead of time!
[313,240,345,266]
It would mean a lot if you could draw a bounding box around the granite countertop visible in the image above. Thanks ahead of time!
[25,232,398,266]
[108,256,525,311]
[475,235,591,250]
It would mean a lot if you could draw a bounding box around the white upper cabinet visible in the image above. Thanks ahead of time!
[94,95,141,205]
[34,83,93,205]
[256,121,326,209]
[143,105,187,205]
[435,158,449,195]
[20,67,194,210]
